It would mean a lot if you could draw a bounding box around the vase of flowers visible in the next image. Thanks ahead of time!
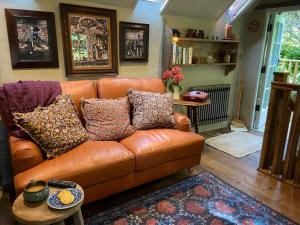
[162,66,184,100]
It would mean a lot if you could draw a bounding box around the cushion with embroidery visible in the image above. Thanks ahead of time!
[81,97,136,141]
[13,94,89,159]
[128,88,176,130]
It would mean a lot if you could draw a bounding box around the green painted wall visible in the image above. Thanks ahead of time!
[164,14,243,131]
[0,0,163,84]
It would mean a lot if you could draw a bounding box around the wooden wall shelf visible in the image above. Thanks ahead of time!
[173,63,237,75]
[161,23,240,76]
[171,37,239,76]
[174,63,237,66]
[176,37,239,43]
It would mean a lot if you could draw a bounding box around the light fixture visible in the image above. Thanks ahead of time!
[172,36,178,43]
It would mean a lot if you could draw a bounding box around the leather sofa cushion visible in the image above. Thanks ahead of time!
[120,129,204,171]
[96,78,165,99]
[60,80,97,121]
[14,141,135,194]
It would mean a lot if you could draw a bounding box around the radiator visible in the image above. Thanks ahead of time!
[188,84,230,126]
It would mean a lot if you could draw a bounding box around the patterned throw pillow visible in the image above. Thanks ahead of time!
[128,88,176,130]
[81,97,136,141]
[13,94,89,159]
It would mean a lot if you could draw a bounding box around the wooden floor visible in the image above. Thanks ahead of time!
[1,129,300,224]
[199,129,300,224]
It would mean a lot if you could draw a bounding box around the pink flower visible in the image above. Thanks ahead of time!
[173,73,184,85]
[171,66,182,75]
[162,70,173,80]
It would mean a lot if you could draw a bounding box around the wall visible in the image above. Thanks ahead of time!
[164,14,243,131]
[0,0,163,84]
[238,9,268,128]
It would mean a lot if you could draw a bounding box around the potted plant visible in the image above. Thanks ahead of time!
[162,66,184,99]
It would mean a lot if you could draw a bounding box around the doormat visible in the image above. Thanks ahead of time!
[205,131,263,158]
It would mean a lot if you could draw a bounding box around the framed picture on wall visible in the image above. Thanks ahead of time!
[119,22,149,63]
[60,4,118,77]
[5,9,59,69]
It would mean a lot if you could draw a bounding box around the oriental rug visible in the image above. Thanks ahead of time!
[82,172,296,225]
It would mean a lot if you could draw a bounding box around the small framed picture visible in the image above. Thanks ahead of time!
[60,4,118,77]
[119,22,149,63]
[5,9,59,69]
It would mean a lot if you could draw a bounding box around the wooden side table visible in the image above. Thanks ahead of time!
[173,98,210,133]
[12,185,84,225]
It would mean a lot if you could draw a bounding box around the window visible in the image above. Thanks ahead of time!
[228,0,254,22]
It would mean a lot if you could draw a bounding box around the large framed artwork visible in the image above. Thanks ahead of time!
[5,9,58,69]
[119,22,149,63]
[60,4,118,77]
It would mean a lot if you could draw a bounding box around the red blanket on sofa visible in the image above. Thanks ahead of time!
[0,81,61,138]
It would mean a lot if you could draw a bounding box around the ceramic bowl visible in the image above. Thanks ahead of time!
[23,180,49,203]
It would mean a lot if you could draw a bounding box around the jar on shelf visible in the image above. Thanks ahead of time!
[224,54,231,63]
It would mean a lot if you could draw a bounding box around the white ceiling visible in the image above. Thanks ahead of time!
[161,0,235,20]
[81,0,138,8]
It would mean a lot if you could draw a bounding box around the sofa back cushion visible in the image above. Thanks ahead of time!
[13,94,89,159]
[81,97,136,141]
[60,80,97,121]
[96,78,165,99]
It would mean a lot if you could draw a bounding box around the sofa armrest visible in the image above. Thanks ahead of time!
[174,113,191,132]
[9,136,44,175]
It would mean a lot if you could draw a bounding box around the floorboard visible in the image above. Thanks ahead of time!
[1,129,300,224]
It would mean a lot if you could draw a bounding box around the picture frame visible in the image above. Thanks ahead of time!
[5,9,59,69]
[119,22,149,63]
[60,4,118,77]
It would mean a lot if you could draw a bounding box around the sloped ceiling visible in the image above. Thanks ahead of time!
[161,0,235,20]
[81,0,138,8]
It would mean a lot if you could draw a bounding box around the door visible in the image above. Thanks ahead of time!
[253,13,285,130]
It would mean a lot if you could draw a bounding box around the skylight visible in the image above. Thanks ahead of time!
[228,0,254,22]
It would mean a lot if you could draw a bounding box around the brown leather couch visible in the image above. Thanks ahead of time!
[9,78,204,204]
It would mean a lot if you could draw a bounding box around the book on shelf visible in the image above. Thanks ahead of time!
[177,47,182,65]
[185,48,189,64]
[188,47,193,64]
[172,46,193,65]
[172,42,177,65]
[182,48,186,64]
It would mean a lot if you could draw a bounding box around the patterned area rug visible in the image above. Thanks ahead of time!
[83,173,296,225]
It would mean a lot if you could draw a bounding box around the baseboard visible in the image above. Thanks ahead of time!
[197,121,228,133]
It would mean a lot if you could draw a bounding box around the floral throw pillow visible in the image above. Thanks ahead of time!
[128,88,176,130]
[81,97,136,141]
[13,94,89,159]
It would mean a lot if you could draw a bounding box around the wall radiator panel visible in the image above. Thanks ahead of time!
[188,84,230,126]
